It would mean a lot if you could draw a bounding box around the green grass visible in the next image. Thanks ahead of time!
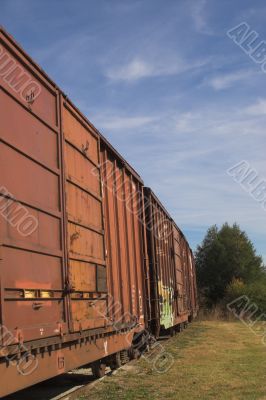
[77,321,266,400]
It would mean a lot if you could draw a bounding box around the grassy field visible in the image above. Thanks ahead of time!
[77,321,266,400]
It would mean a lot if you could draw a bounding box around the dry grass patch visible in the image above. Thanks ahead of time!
[77,321,266,400]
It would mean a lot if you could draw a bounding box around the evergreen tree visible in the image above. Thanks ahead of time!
[195,223,264,305]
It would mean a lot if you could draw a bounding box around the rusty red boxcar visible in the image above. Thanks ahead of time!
[0,26,197,397]
[144,188,198,337]
[0,26,148,397]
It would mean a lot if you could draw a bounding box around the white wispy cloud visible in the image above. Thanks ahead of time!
[105,55,209,82]
[189,0,212,35]
[191,0,207,31]
[207,70,254,90]
[92,114,156,130]
[175,112,198,133]
[245,98,266,116]
[106,58,154,81]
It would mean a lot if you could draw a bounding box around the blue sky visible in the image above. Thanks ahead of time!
[2,0,266,261]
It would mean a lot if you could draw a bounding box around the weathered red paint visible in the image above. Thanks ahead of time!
[143,188,198,337]
[100,146,147,330]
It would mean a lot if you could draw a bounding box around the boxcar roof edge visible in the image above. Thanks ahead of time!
[144,187,193,253]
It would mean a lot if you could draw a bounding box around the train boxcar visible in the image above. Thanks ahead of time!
[0,26,197,397]
[0,27,148,397]
[143,188,198,337]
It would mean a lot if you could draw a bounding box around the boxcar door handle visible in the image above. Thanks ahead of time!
[32,302,44,310]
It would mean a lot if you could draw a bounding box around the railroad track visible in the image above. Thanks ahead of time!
[3,364,131,400]
[3,368,99,400]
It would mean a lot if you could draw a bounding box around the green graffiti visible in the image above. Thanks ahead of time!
[158,281,174,329]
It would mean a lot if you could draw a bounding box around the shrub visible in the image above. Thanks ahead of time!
[223,278,266,319]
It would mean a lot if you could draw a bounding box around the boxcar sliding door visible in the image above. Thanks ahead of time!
[62,99,107,332]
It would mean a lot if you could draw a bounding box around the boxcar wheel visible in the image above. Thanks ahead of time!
[110,352,122,370]
[92,361,106,378]
[129,347,140,360]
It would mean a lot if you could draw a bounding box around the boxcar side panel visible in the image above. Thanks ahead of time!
[100,147,146,330]
[0,29,68,344]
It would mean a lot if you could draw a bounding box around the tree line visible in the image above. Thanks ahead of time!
[195,223,266,313]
